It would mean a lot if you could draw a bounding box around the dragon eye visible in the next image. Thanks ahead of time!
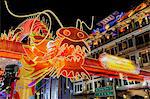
[77,32,84,38]
[63,29,71,36]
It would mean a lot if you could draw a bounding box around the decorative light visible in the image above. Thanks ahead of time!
[99,53,139,74]
[144,96,148,99]
[123,94,127,98]
[105,24,110,30]
[106,35,110,39]
[109,78,113,81]
[93,40,98,45]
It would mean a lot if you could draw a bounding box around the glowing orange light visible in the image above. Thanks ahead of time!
[99,53,139,74]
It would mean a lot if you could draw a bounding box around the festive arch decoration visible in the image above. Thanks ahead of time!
[0,0,150,99]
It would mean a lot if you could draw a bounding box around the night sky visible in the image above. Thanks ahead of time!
[1,0,145,33]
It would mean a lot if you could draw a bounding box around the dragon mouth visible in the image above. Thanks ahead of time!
[60,38,90,53]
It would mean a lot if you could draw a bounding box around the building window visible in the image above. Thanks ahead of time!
[119,79,122,86]
[93,53,96,58]
[128,38,133,47]
[134,21,140,29]
[125,55,129,59]
[141,53,148,63]
[75,85,77,92]
[130,55,136,63]
[135,35,144,46]
[118,43,123,51]
[114,47,118,54]
[103,36,107,44]
[123,80,128,85]
[98,81,102,87]
[101,37,105,44]
[77,85,80,91]
[148,16,150,23]
[105,49,110,54]
[135,81,140,84]
[122,41,127,50]
[141,18,147,26]
[115,79,122,86]
[111,48,115,55]
[89,83,92,90]
[144,32,150,43]
[129,81,134,85]
[115,79,119,86]
[128,23,133,32]
[96,52,99,59]
[94,82,97,89]
[112,30,118,37]
[98,49,104,54]
[87,84,89,91]
[80,84,82,91]
[102,80,105,87]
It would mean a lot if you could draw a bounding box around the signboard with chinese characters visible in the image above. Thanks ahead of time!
[95,86,114,97]
[94,11,124,33]
[96,11,122,27]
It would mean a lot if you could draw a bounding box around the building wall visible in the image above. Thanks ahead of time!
[35,77,59,99]
[35,76,74,99]
[58,77,73,99]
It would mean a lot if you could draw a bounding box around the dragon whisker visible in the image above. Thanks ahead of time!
[31,68,50,80]
[28,67,52,87]
[49,67,56,76]
[27,67,49,78]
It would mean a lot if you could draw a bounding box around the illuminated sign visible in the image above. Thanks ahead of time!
[94,11,124,33]
[96,11,121,27]
[95,86,113,91]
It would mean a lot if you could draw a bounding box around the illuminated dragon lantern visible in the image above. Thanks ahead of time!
[1,18,93,98]
[0,1,150,98]
[18,19,92,82]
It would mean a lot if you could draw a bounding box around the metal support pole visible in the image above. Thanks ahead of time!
[113,79,117,99]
